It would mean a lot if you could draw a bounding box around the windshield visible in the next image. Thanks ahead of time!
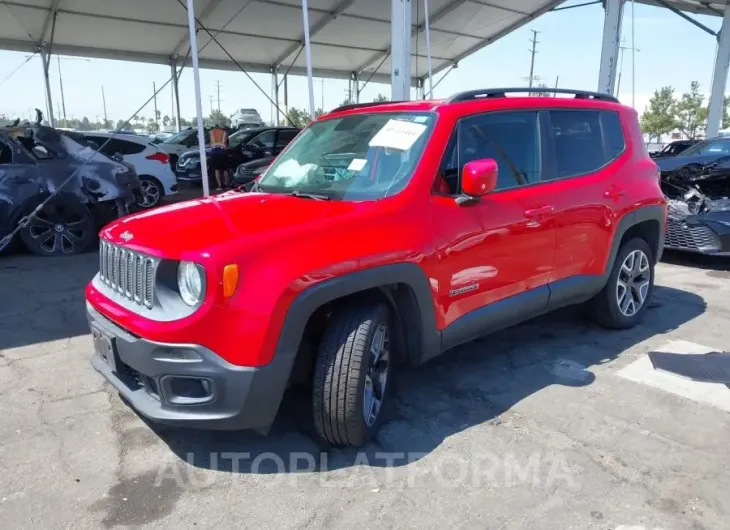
[257,112,436,200]
[680,139,730,157]
[162,130,193,144]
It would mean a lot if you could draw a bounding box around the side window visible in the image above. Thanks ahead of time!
[550,110,607,179]
[276,129,298,147]
[115,139,146,155]
[249,130,276,149]
[0,140,12,164]
[600,111,625,160]
[458,111,540,191]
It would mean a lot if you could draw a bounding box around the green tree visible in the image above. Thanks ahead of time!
[373,93,389,103]
[675,81,706,140]
[162,115,171,129]
[285,107,311,128]
[205,109,230,127]
[78,117,91,131]
[640,86,677,142]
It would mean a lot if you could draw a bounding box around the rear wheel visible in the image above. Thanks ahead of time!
[137,176,164,208]
[589,237,654,329]
[19,197,95,256]
[312,303,393,447]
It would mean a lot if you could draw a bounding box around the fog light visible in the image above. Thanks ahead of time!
[162,376,214,405]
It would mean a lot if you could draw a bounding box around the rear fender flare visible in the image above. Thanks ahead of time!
[603,204,666,279]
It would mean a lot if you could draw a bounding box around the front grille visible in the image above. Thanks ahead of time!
[665,220,720,252]
[99,240,156,308]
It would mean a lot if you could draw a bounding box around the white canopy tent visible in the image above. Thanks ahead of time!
[2,0,730,195]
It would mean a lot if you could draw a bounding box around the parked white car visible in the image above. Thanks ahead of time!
[231,108,264,130]
[83,132,178,208]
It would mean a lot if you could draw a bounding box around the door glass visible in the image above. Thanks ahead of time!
[458,111,540,190]
[249,130,276,149]
[276,130,298,147]
[550,110,607,179]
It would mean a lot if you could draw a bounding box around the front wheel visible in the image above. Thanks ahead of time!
[589,237,655,329]
[312,303,393,447]
[137,177,164,208]
[19,197,95,256]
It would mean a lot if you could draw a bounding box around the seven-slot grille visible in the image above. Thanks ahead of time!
[99,240,156,308]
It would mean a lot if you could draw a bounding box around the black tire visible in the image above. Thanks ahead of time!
[137,176,164,208]
[19,196,95,257]
[589,237,655,329]
[312,303,393,447]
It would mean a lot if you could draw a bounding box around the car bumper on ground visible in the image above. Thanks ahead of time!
[665,216,730,255]
[87,302,284,431]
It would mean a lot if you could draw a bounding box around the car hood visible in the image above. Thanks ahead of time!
[99,192,367,259]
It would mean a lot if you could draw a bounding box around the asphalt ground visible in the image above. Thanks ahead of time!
[1,247,729,529]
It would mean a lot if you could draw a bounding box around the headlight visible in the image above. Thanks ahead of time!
[177,261,204,306]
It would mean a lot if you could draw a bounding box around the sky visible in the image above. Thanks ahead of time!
[0,0,725,127]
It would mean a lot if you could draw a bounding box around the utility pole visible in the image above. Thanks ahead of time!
[528,29,540,88]
[101,85,108,128]
[153,82,159,131]
[216,80,221,112]
[56,56,67,125]
[208,95,214,114]
[554,75,559,96]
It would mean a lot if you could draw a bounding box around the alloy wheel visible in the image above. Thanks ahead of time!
[137,179,161,207]
[26,203,91,255]
[363,322,390,427]
[616,249,651,317]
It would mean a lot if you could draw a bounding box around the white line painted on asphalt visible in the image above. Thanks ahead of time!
[617,340,730,413]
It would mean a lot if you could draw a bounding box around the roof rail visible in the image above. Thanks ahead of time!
[447,88,619,104]
[329,100,406,113]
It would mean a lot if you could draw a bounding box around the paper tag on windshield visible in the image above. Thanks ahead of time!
[347,158,367,171]
[369,119,427,151]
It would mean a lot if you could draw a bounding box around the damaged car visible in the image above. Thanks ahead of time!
[657,136,730,255]
[0,124,140,256]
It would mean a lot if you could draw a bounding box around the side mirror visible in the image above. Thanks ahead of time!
[459,158,498,203]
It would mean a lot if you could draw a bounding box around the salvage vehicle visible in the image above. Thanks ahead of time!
[656,136,730,255]
[176,126,298,186]
[1,124,140,256]
[649,139,698,159]
[86,88,666,446]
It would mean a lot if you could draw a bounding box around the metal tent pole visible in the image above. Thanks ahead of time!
[185,0,210,197]
[302,0,316,119]
[391,0,412,100]
[424,0,433,98]
[39,50,55,126]
[597,0,625,95]
[706,5,730,138]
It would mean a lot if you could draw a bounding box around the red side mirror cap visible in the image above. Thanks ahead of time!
[461,158,498,197]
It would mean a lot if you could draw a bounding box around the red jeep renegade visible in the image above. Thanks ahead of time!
[86,88,666,447]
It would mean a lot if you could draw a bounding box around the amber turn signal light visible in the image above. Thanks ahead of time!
[223,264,239,298]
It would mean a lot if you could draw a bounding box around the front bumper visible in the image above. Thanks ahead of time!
[665,216,730,256]
[87,303,287,431]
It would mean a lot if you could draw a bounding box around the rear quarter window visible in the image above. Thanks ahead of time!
[548,110,625,180]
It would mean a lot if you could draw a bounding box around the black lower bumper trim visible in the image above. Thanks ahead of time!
[87,303,293,431]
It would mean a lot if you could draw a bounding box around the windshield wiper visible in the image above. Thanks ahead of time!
[290,190,331,201]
